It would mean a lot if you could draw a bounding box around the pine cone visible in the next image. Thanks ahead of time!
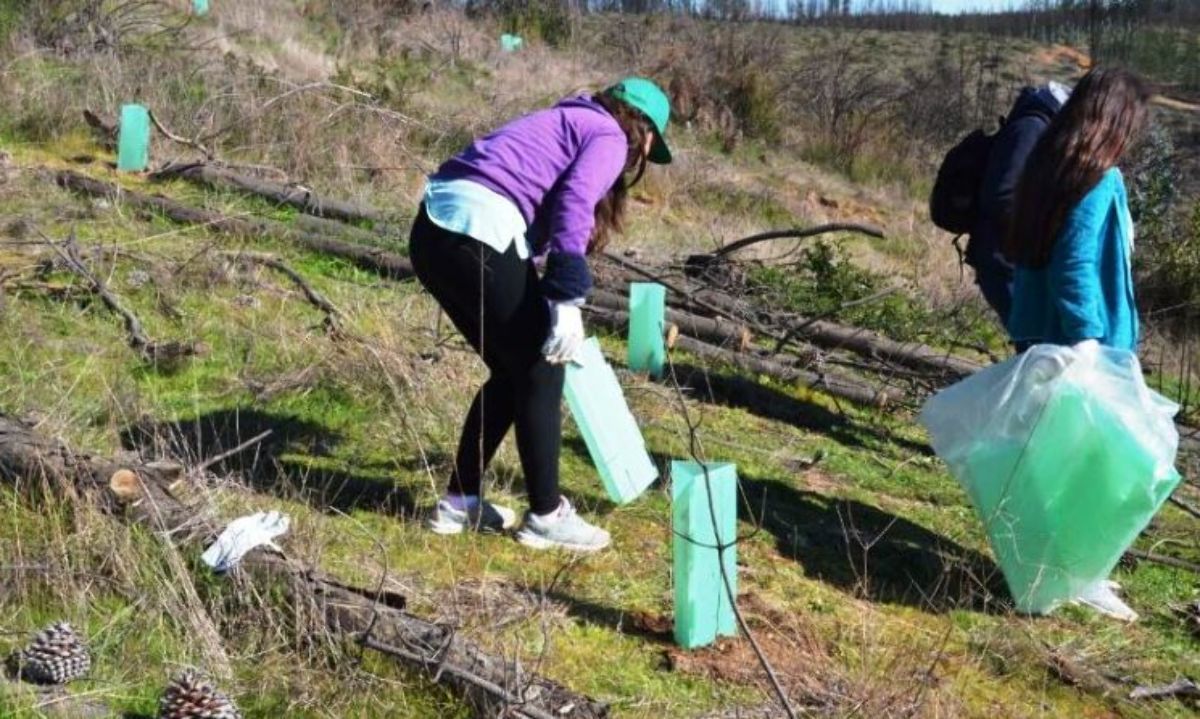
[158,671,242,719]
[7,622,91,685]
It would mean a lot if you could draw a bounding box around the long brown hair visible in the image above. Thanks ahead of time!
[589,89,654,254]
[1004,68,1151,269]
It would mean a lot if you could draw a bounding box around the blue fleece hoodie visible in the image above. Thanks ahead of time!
[1008,167,1138,351]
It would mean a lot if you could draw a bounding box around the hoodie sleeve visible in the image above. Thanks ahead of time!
[1050,175,1115,343]
[539,129,628,301]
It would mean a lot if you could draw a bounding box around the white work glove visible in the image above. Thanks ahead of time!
[542,301,585,365]
[1071,338,1102,363]
[201,511,290,573]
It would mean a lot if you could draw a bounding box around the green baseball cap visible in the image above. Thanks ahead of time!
[608,76,672,164]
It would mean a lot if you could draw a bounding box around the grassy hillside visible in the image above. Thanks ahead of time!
[0,3,1197,718]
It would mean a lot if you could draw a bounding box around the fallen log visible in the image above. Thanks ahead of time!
[670,335,896,408]
[0,415,606,719]
[780,317,984,380]
[589,289,753,351]
[584,308,894,407]
[599,261,982,381]
[152,162,387,226]
[54,171,415,282]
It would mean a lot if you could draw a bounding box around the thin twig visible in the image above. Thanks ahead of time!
[1169,494,1200,521]
[358,636,560,719]
[222,251,342,333]
[149,109,215,159]
[196,430,273,473]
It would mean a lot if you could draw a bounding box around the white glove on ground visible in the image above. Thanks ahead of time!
[201,511,290,573]
[542,301,585,365]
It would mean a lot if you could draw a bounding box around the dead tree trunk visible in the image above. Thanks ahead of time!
[589,289,753,351]
[54,171,415,282]
[585,309,893,407]
[779,317,983,380]
[670,335,896,408]
[0,416,606,719]
[151,162,387,226]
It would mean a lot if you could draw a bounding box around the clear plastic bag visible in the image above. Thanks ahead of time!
[919,344,1181,614]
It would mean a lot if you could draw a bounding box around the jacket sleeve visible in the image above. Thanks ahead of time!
[1049,178,1113,343]
[539,130,627,301]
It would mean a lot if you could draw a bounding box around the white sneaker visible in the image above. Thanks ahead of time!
[427,498,517,535]
[1074,580,1139,622]
[515,498,611,553]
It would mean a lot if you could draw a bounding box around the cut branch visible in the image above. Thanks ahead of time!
[711,223,885,259]
[222,252,342,334]
[51,232,202,367]
[152,161,386,226]
[148,111,215,160]
[0,415,607,719]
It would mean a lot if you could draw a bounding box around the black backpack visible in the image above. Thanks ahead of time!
[929,126,999,235]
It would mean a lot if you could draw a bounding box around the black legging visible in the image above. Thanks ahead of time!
[409,205,564,515]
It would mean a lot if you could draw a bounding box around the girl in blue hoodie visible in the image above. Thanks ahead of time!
[1005,68,1151,353]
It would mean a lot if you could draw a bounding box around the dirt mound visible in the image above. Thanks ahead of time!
[1035,44,1092,70]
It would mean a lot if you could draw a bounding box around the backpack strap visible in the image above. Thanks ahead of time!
[952,233,966,281]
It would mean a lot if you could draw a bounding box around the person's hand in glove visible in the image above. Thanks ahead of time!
[201,510,290,573]
[542,300,586,365]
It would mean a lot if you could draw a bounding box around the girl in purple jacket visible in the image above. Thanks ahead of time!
[409,77,672,552]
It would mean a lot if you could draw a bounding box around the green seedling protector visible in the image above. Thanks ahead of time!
[116,104,150,172]
[500,33,524,52]
[564,338,658,504]
[627,282,666,377]
[672,460,737,649]
[961,384,1180,614]
[193,0,210,15]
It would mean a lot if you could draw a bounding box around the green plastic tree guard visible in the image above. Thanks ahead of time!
[960,384,1181,614]
[564,338,658,504]
[627,282,666,377]
[500,33,524,52]
[193,0,210,16]
[116,104,150,173]
[672,460,737,649]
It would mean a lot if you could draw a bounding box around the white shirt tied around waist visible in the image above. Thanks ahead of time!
[424,178,531,260]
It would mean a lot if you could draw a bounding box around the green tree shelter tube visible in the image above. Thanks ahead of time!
[627,282,665,377]
[961,384,1180,614]
[672,461,738,649]
[500,34,523,52]
[193,0,210,15]
[564,338,658,504]
[116,104,150,172]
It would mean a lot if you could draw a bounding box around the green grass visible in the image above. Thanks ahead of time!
[0,12,1198,717]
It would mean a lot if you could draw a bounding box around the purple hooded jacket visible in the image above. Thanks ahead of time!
[432,95,627,300]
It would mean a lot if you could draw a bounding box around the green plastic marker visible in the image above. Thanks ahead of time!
[628,282,666,377]
[672,460,738,649]
[564,338,658,504]
[116,104,150,173]
[193,0,210,16]
[500,33,523,52]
